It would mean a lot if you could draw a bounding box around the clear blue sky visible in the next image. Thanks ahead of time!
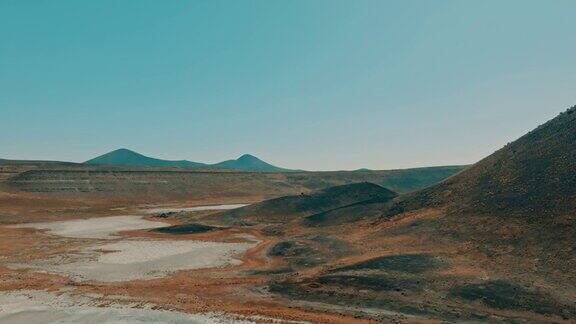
[1,0,575,170]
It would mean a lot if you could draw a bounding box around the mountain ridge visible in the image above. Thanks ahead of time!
[84,148,290,172]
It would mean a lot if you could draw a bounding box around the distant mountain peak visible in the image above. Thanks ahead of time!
[108,148,141,156]
[237,154,260,161]
[212,153,288,172]
[113,148,136,153]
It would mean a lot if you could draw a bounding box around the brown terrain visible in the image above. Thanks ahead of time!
[0,162,462,225]
[0,106,574,322]
[0,159,461,322]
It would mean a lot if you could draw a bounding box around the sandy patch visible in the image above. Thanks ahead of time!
[8,214,258,282]
[13,239,256,282]
[10,216,169,239]
[0,290,255,324]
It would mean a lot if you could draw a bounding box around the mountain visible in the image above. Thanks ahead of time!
[84,148,206,169]
[210,154,290,172]
[84,149,289,172]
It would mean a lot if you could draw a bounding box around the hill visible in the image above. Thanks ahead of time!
[215,182,397,225]
[210,154,289,172]
[375,105,576,282]
[85,149,290,172]
[84,148,207,169]
[388,106,576,219]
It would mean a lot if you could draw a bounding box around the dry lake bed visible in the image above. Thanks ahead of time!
[0,204,276,323]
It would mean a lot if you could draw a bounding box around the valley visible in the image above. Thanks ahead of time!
[1,110,575,322]
[2,104,576,323]
[2,1,574,322]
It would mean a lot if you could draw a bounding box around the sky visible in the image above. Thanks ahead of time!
[1,0,575,171]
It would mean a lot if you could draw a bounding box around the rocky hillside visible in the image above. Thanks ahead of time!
[373,106,576,285]
[389,105,576,219]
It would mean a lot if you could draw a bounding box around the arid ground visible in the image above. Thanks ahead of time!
[1,106,575,323]
[1,166,463,323]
